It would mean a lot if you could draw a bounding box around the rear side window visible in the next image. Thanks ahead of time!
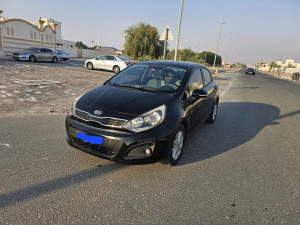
[201,68,212,85]
[187,68,203,96]
[106,56,115,61]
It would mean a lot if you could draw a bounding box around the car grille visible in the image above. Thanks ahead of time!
[75,109,127,128]
[72,136,115,156]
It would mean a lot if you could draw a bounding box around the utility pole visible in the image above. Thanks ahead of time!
[174,0,184,61]
[163,28,169,60]
[213,22,225,68]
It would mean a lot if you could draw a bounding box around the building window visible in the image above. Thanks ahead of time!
[50,35,52,42]
[31,31,33,39]
[7,27,10,36]
[34,32,37,40]
[11,28,14,36]
[47,34,48,41]
[70,45,73,48]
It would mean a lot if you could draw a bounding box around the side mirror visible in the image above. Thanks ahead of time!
[192,89,208,98]
[37,50,41,53]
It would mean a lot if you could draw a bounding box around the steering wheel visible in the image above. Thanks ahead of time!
[162,84,178,90]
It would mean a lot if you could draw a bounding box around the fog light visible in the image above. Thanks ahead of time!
[145,148,152,156]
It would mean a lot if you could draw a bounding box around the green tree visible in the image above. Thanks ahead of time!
[75,41,88,49]
[124,23,163,59]
[269,62,277,72]
[165,49,220,66]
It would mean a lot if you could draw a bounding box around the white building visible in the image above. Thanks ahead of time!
[0,11,57,56]
[0,10,121,58]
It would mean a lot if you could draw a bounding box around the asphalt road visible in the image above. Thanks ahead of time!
[0,70,299,224]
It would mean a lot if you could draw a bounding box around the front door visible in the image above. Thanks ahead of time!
[94,55,106,69]
[35,48,46,61]
[183,68,206,131]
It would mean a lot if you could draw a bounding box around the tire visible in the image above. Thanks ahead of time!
[87,62,94,70]
[113,66,120,73]
[206,101,218,124]
[165,124,185,165]
[29,55,36,62]
[52,57,58,63]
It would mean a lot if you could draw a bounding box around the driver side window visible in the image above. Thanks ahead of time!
[98,56,106,60]
[187,68,203,96]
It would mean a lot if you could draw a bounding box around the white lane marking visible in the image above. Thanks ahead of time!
[220,78,237,98]
[0,142,12,148]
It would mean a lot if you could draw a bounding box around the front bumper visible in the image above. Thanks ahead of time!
[65,115,170,162]
[12,54,29,61]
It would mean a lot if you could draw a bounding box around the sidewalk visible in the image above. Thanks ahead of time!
[261,71,298,82]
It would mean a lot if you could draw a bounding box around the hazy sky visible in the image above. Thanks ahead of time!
[2,0,300,65]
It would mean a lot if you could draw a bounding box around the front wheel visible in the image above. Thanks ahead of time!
[206,101,218,124]
[165,124,185,165]
[87,62,94,70]
[29,55,36,62]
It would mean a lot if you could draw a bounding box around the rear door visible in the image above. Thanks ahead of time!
[105,55,116,70]
[200,67,217,118]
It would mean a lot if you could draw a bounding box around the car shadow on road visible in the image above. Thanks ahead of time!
[177,102,300,166]
[0,163,124,208]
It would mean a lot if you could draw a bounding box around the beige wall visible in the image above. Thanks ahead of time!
[0,19,56,55]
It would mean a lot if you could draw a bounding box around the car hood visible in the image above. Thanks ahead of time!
[77,84,173,118]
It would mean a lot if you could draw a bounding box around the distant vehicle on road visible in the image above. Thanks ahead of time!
[66,61,219,165]
[84,54,132,73]
[246,68,255,75]
[12,47,60,63]
[56,50,70,61]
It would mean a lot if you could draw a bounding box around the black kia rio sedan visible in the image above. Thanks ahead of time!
[65,61,219,165]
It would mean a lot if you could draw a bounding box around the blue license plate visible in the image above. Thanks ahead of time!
[77,133,103,145]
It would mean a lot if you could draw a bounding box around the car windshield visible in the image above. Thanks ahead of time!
[109,64,187,93]
[248,68,254,70]
[25,47,39,52]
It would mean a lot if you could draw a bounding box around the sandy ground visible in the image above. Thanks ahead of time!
[0,60,114,118]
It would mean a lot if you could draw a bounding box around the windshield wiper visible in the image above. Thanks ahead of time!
[116,84,162,94]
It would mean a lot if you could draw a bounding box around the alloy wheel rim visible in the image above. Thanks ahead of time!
[88,64,92,69]
[213,103,218,120]
[172,130,184,160]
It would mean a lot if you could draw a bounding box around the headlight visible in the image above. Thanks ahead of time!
[69,94,83,115]
[123,105,166,132]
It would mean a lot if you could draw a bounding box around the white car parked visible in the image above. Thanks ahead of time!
[84,55,132,73]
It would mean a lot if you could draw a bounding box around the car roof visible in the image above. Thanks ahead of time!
[136,60,207,70]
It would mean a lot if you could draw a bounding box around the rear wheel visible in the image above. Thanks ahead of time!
[29,55,36,62]
[113,66,120,73]
[52,57,58,63]
[207,101,218,124]
[87,62,94,70]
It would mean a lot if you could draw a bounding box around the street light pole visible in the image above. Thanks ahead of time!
[213,22,225,68]
[174,0,184,61]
